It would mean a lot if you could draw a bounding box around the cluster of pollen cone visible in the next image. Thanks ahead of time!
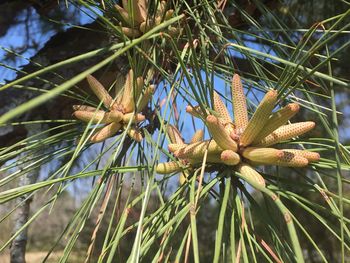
[73,70,154,143]
[156,73,320,187]
[114,0,176,38]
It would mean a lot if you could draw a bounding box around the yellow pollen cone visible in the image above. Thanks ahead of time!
[113,73,127,106]
[220,150,240,165]
[122,113,146,123]
[283,149,320,162]
[186,105,207,119]
[74,110,123,124]
[252,103,300,144]
[166,125,185,144]
[213,91,232,124]
[242,147,284,164]
[86,75,113,109]
[256,121,316,147]
[188,154,222,164]
[121,70,136,112]
[240,90,278,147]
[126,126,143,142]
[168,143,187,153]
[190,129,204,143]
[206,115,238,151]
[232,74,249,131]
[90,122,122,143]
[156,161,183,174]
[277,151,309,167]
[137,85,154,111]
[174,140,223,159]
[236,163,266,187]
[133,76,144,98]
[225,122,235,135]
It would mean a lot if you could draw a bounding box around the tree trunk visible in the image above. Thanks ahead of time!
[10,171,37,263]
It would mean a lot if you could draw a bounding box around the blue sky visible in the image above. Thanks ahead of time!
[0,3,96,83]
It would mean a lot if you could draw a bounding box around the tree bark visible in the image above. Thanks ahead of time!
[10,170,38,263]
